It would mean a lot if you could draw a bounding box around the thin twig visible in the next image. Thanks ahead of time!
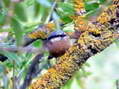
[0,43,47,54]
[13,60,16,89]
[45,0,57,24]
[20,54,44,89]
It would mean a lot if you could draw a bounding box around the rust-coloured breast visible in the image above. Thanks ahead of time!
[46,37,71,57]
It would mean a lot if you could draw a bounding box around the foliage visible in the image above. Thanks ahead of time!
[0,0,119,89]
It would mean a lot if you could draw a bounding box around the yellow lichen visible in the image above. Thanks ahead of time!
[29,0,119,89]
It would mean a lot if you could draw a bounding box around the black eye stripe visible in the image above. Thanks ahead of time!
[47,35,66,41]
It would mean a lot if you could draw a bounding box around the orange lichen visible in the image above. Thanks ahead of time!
[29,29,119,89]
[28,31,48,39]
[74,0,86,15]
[29,0,119,89]
[28,23,55,39]
[96,5,116,24]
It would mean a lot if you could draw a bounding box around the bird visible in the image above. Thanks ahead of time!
[0,30,71,62]
[44,29,72,58]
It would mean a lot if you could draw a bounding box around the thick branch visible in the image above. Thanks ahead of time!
[29,1,119,88]
[29,29,119,89]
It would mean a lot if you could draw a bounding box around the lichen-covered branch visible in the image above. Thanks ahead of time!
[29,0,119,89]
[29,25,119,89]
[23,23,55,46]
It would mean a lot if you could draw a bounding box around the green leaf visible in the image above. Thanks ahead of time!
[25,0,35,6]
[57,8,73,23]
[63,23,74,32]
[99,0,106,4]
[33,39,43,48]
[14,3,27,22]
[11,17,23,46]
[56,3,74,23]
[85,2,99,12]
[0,8,7,25]
[34,1,41,17]
[61,16,73,23]
[5,62,13,68]
[0,13,5,25]
[57,2,74,16]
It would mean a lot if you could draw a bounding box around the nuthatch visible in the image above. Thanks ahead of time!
[0,30,72,62]
[45,30,72,58]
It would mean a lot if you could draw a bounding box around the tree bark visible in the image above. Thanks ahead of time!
[29,1,119,89]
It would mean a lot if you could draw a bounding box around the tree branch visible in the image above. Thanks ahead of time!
[29,1,119,88]
[0,43,46,54]
[29,28,119,89]
[20,54,44,89]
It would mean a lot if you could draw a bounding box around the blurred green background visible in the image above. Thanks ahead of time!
[0,0,119,89]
